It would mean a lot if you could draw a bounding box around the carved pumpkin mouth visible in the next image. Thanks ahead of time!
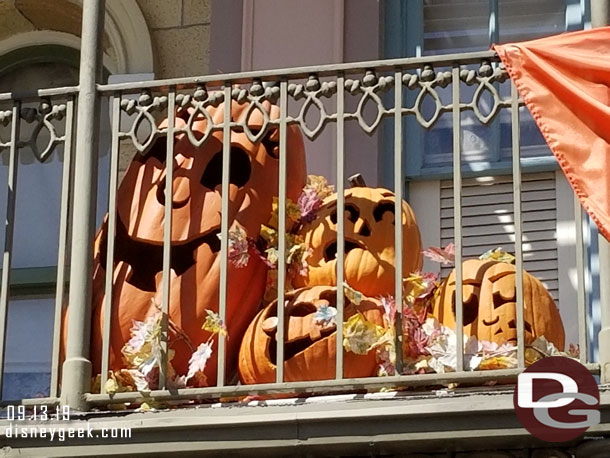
[99,217,221,292]
[262,301,338,365]
[323,239,366,262]
[268,327,336,365]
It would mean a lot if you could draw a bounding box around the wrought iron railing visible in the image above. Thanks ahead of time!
[0,44,607,412]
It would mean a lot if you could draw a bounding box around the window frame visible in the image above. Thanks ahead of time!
[379,0,591,185]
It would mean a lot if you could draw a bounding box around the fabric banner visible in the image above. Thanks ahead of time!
[494,27,610,241]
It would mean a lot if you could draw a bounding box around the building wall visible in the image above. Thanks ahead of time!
[0,1,213,80]
[240,0,381,184]
[136,0,211,78]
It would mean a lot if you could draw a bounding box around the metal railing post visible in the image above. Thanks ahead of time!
[591,0,610,385]
[599,235,610,383]
[60,0,106,410]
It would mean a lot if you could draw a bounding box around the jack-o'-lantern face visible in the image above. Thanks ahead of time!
[88,99,307,381]
[111,102,305,291]
[291,187,422,297]
[432,259,565,349]
[238,285,386,383]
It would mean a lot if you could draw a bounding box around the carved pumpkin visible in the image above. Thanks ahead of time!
[432,259,565,350]
[291,187,423,297]
[87,99,307,382]
[239,285,385,384]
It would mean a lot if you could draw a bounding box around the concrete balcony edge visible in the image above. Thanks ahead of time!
[1,387,609,457]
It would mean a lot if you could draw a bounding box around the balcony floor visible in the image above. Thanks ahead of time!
[1,385,609,457]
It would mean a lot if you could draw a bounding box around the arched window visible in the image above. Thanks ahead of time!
[0,0,154,399]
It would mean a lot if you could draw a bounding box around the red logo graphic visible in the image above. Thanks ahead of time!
[513,356,600,442]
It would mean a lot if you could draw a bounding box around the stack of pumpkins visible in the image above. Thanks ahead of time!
[83,101,565,386]
[239,186,423,383]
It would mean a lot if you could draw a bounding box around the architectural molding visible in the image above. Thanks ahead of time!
[0,1,154,75]
[0,31,116,73]
[103,0,154,74]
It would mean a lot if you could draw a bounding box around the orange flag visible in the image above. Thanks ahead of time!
[494,27,610,241]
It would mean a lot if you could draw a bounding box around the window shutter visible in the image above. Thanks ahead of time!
[439,172,559,304]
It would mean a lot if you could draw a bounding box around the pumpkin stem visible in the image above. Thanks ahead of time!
[348,173,366,188]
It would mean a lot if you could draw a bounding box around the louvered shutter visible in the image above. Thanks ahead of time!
[439,172,559,305]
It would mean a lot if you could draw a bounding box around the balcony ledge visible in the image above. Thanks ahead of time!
[1,386,609,457]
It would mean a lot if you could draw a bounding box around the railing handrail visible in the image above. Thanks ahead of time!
[97,50,499,94]
[0,50,498,100]
[0,86,79,102]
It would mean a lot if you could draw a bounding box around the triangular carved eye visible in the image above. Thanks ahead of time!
[358,221,371,236]
[506,319,532,333]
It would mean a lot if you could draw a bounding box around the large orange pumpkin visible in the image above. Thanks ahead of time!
[432,259,565,349]
[291,187,422,297]
[239,285,385,383]
[87,99,307,383]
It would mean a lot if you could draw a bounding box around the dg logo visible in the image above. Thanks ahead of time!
[513,356,600,442]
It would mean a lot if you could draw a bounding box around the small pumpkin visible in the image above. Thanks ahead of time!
[432,259,565,349]
[291,187,423,297]
[238,285,385,383]
[84,99,307,382]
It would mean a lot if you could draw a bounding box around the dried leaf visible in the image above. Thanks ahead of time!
[224,225,250,268]
[269,197,301,228]
[263,269,279,303]
[304,174,334,200]
[260,225,277,245]
[422,243,455,265]
[202,309,228,337]
[187,342,213,381]
[137,402,154,412]
[342,312,385,355]
[126,369,150,391]
[313,304,337,327]
[265,247,279,266]
[404,272,438,305]
[525,336,571,365]
[379,295,396,325]
[479,247,515,263]
[297,188,324,223]
[104,377,119,395]
[343,283,363,305]
[568,343,580,359]
[121,312,163,377]
[286,234,311,276]
[477,356,518,370]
